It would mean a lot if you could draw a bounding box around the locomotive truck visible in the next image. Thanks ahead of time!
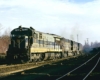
[6,26,83,63]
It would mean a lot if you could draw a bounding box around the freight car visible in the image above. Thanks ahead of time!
[6,26,83,63]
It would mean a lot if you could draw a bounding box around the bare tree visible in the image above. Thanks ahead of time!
[0,26,10,54]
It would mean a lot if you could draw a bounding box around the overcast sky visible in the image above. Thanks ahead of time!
[0,0,100,44]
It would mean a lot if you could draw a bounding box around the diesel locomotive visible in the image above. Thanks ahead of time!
[6,26,83,63]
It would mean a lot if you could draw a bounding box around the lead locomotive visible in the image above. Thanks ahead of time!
[6,26,83,63]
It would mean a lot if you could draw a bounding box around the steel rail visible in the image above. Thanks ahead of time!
[56,52,99,80]
[83,57,100,80]
[0,55,77,77]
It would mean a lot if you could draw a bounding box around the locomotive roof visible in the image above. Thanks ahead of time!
[35,31,63,39]
[11,26,82,45]
[11,26,35,35]
[49,33,62,38]
[11,26,62,38]
[60,37,82,44]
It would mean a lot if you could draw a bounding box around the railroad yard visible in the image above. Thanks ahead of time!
[1,0,100,80]
[0,52,100,80]
[0,26,98,80]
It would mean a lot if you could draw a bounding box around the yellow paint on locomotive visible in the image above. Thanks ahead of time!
[30,47,62,53]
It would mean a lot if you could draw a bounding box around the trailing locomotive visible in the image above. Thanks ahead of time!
[6,26,83,63]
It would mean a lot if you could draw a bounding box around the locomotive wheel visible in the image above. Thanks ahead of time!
[38,54,44,61]
[41,53,45,61]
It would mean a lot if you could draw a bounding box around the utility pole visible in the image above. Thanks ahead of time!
[85,40,86,45]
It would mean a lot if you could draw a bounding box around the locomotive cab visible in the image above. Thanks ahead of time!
[6,26,34,63]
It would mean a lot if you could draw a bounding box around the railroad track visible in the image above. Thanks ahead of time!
[56,52,100,80]
[0,53,97,80]
[0,55,78,78]
[83,57,100,80]
[85,57,100,80]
